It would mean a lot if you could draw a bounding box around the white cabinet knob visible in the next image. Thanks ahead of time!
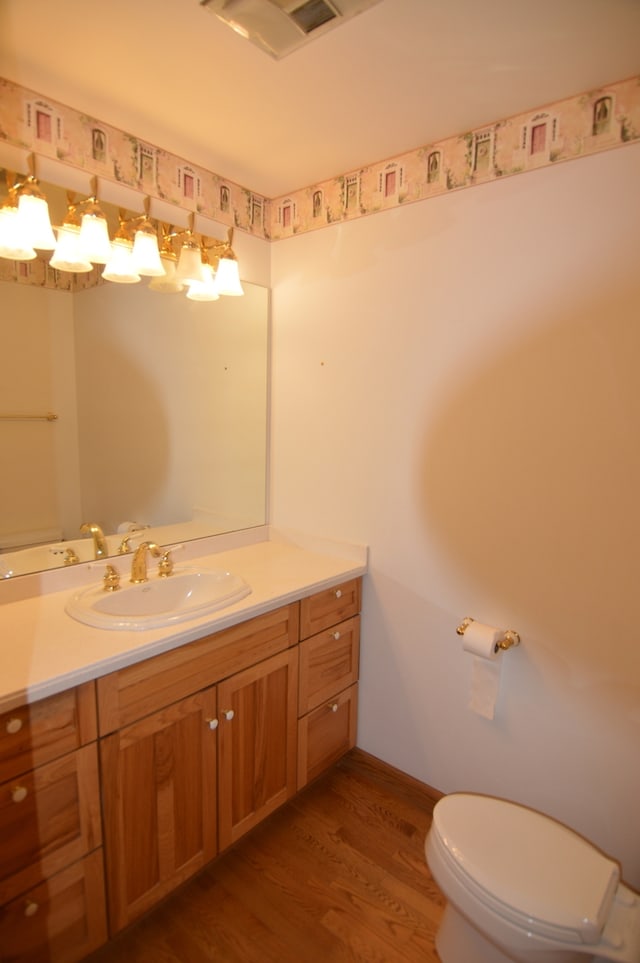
[6,717,22,734]
[335,589,342,599]
[24,900,39,918]
[332,631,341,640]
[222,709,235,721]
[328,703,339,713]
[207,718,219,730]
[12,785,28,803]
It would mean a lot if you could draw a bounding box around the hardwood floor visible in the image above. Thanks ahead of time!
[88,749,445,962]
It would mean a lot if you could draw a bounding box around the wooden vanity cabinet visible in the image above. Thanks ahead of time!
[0,683,107,963]
[97,604,300,934]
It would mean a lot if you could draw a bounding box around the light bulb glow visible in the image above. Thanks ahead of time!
[50,224,93,273]
[79,212,112,264]
[102,238,141,283]
[17,192,56,250]
[214,256,244,296]
[0,205,37,260]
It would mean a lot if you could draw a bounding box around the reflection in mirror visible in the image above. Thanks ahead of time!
[0,190,269,579]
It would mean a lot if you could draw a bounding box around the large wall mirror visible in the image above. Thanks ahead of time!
[0,187,269,579]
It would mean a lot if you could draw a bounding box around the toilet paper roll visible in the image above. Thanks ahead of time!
[462,621,501,659]
[462,621,502,719]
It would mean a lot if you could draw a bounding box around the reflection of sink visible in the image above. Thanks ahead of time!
[65,568,251,630]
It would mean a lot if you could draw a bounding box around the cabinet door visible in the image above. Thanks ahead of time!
[100,687,218,934]
[0,849,106,963]
[218,648,298,851]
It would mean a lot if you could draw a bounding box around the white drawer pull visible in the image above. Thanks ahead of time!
[6,717,23,734]
[328,703,339,713]
[222,709,235,721]
[334,589,342,599]
[332,631,341,640]
[24,900,39,918]
[206,718,219,730]
[12,785,28,803]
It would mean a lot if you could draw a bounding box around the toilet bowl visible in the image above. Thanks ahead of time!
[425,793,640,963]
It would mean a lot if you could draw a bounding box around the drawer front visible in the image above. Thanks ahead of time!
[298,615,360,715]
[297,683,358,790]
[299,578,361,639]
[0,683,97,784]
[97,603,300,734]
[0,849,107,963]
[0,743,102,906]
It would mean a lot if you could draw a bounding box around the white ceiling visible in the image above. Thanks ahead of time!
[1,0,639,198]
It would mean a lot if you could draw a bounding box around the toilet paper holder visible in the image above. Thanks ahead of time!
[456,617,521,652]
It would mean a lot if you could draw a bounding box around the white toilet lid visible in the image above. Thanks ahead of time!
[433,793,620,944]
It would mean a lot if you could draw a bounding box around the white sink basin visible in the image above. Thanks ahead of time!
[65,567,251,630]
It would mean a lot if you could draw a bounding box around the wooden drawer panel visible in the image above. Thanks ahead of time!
[0,743,102,906]
[0,849,107,963]
[299,578,361,639]
[297,683,358,790]
[97,603,299,734]
[0,683,97,784]
[298,615,360,715]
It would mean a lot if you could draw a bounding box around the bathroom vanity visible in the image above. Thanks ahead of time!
[0,532,365,962]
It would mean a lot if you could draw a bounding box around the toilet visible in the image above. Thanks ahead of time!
[425,793,640,963]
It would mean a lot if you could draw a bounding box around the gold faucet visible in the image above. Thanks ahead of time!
[130,541,162,584]
[80,522,108,559]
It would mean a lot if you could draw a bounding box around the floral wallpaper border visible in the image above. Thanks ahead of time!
[1,73,639,254]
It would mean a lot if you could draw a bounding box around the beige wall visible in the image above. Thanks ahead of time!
[269,142,640,885]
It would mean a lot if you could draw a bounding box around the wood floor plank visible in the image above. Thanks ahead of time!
[87,749,444,963]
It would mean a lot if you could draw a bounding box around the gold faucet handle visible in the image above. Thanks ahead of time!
[103,564,120,592]
[158,550,174,578]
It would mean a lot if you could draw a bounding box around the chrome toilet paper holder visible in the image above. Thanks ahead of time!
[456,617,521,651]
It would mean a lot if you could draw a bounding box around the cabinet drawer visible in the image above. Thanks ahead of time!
[298,615,360,715]
[0,743,102,906]
[0,849,107,963]
[299,578,361,639]
[0,683,97,784]
[297,683,358,790]
[97,603,299,734]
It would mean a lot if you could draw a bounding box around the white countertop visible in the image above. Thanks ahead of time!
[0,528,367,713]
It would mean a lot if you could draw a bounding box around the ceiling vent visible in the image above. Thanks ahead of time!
[199,0,382,59]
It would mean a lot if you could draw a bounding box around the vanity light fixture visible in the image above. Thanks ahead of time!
[131,197,165,277]
[0,173,36,261]
[148,224,185,293]
[186,242,219,301]
[0,156,244,300]
[174,214,205,285]
[78,179,112,264]
[102,211,141,284]
[49,193,93,273]
[203,227,244,296]
[14,155,57,251]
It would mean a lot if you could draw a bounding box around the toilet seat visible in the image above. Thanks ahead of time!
[432,793,620,945]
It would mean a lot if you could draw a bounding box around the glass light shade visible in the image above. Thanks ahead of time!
[186,263,219,301]
[131,228,165,277]
[102,238,141,283]
[175,239,204,284]
[0,205,37,260]
[148,255,184,293]
[79,212,112,263]
[50,224,93,273]
[17,192,57,250]
[214,256,244,296]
